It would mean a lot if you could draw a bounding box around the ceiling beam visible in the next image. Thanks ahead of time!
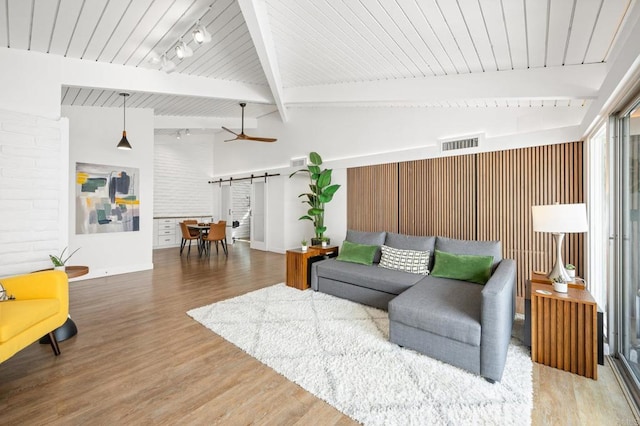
[284,64,606,106]
[60,56,274,104]
[154,115,257,130]
[238,0,288,122]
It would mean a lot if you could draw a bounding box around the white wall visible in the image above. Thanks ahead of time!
[212,105,586,251]
[0,109,68,276]
[63,105,154,279]
[0,48,62,119]
[154,133,214,217]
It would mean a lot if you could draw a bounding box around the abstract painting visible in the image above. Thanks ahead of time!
[76,162,140,234]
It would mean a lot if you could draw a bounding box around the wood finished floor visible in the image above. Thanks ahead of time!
[0,243,636,425]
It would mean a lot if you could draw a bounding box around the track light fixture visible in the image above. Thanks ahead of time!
[117,93,132,150]
[175,40,193,59]
[192,21,211,44]
[176,131,181,140]
[161,54,176,73]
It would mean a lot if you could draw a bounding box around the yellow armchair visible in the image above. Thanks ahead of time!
[0,270,69,363]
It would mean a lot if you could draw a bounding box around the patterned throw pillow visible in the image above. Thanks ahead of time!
[378,245,430,275]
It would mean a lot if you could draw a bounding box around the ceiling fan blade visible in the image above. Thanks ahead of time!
[221,103,278,142]
[244,135,277,142]
[221,126,239,136]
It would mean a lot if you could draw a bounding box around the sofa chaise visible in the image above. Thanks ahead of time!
[310,230,516,382]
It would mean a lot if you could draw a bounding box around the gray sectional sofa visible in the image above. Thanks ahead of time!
[310,230,516,382]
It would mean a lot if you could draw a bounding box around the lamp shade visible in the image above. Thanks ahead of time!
[532,203,588,233]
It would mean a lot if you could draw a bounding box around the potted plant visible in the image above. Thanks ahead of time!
[301,238,308,252]
[320,236,328,247]
[50,247,80,271]
[552,276,568,293]
[565,264,576,279]
[289,152,341,246]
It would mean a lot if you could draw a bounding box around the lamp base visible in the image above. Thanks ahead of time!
[546,232,572,283]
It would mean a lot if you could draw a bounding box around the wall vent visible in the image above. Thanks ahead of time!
[290,157,307,167]
[441,137,479,152]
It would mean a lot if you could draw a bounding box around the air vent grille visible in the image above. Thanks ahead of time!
[441,137,479,151]
[290,157,307,167]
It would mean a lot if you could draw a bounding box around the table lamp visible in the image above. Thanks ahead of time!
[532,203,588,282]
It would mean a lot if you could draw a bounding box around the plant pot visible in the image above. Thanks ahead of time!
[54,266,65,271]
[301,245,308,252]
[566,269,576,279]
[321,241,327,247]
[553,282,568,293]
[311,238,329,246]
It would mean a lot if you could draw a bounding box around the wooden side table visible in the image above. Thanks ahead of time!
[286,245,339,290]
[530,281,598,379]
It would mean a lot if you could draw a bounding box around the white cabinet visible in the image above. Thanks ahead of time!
[155,218,177,248]
[153,216,214,249]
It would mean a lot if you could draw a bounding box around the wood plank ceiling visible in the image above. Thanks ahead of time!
[0,0,635,118]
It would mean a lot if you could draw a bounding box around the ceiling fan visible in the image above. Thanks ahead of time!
[222,102,277,143]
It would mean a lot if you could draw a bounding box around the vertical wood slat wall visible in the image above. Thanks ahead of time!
[399,155,477,239]
[347,164,398,233]
[477,142,584,311]
[347,142,584,311]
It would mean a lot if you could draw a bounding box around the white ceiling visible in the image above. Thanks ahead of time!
[1,0,636,122]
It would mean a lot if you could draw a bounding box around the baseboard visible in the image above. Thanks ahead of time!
[70,263,154,281]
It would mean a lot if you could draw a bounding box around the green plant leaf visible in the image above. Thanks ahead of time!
[309,152,322,165]
[318,193,333,203]
[316,226,327,234]
[308,165,321,175]
[298,215,313,221]
[317,169,332,188]
[308,208,323,215]
[323,184,340,196]
[49,255,63,267]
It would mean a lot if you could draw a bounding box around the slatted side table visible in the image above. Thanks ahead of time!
[286,245,339,290]
[531,281,598,379]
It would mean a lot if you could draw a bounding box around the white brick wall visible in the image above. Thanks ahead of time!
[153,137,213,217]
[0,108,64,276]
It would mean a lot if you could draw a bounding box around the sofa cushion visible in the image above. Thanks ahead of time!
[0,299,60,343]
[430,250,493,284]
[346,230,386,263]
[389,277,482,346]
[336,240,379,265]
[315,258,423,295]
[385,233,436,268]
[379,245,430,275]
[435,236,502,268]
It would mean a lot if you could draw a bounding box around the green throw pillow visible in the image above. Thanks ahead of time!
[337,240,379,266]
[430,250,494,285]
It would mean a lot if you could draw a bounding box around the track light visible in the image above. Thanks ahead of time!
[186,129,190,136]
[117,93,132,150]
[175,40,193,59]
[161,54,176,73]
[192,21,211,44]
[176,131,181,140]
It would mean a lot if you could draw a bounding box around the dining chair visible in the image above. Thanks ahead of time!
[179,222,200,256]
[183,219,200,237]
[202,222,228,256]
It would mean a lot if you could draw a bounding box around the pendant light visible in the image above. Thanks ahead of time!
[117,93,132,150]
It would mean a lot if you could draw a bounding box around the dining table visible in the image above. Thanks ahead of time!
[187,223,210,255]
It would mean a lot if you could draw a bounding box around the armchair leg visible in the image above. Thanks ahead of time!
[48,331,61,356]
[180,238,186,255]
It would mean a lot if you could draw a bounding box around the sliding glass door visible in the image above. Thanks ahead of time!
[620,100,640,382]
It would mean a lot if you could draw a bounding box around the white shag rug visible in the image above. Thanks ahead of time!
[187,284,532,425]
